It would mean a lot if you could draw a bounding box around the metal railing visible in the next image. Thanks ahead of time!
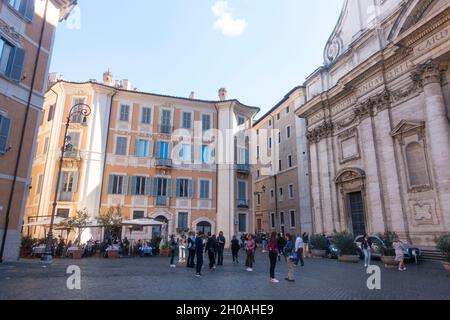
[155,158,173,167]
[155,196,169,207]
[159,125,173,134]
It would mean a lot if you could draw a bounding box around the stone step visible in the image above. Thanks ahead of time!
[420,249,445,262]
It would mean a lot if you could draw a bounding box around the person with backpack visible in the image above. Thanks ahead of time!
[169,235,177,268]
[195,231,204,277]
[205,233,217,271]
[186,233,196,268]
[231,235,240,264]
[268,232,279,283]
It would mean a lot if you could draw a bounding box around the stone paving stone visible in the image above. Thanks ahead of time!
[0,251,448,300]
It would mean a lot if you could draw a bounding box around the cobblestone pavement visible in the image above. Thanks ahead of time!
[0,251,448,300]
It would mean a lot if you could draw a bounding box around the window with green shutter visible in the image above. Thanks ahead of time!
[0,114,11,154]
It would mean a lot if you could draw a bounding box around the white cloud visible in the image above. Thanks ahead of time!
[211,1,247,37]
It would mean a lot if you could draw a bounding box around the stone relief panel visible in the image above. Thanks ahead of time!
[408,199,439,227]
[338,128,360,163]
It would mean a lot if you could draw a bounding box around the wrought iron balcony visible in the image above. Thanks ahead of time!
[155,158,172,168]
[155,196,169,207]
[237,199,249,208]
[63,150,82,161]
[159,125,173,134]
[236,163,251,174]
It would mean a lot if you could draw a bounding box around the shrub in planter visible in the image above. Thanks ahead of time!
[309,234,328,257]
[379,231,398,268]
[435,234,450,272]
[333,231,359,262]
[160,243,172,257]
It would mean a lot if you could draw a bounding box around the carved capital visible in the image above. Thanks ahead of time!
[306,120,334,144]
[416,59,444,86]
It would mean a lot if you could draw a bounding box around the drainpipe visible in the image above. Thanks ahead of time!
[98,90,117,216]
[0,0,50,263]
[270,114,279,234]
[214,103,219,234]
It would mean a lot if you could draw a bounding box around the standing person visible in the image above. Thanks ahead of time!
[261,233,268,253]
[302,232,309,258]
[217,231,226,266]
[394,237,406,272]
[178,234,186,264]
[195,231,204,277]
[295,234,305,267]
[360,234,373,268]
[231,235,240,264]
[169,235,177,268]
[277,233,286,262]
[205,233,217,271]
[284,234,295,282]
[245,234,256,272]
[268,232,279,283]
[186,234,196,268]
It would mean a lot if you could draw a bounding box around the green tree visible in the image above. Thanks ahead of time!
[98,205,123,240]
[58,208,90,246]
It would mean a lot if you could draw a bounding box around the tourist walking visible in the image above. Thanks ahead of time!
[217,231,226,266]
[394,237,406,271]
[268,232,279,283]
[169,235,177,268]
[277,233,286,262]
[284,234,295,282]
[261,233,268,253]
[295,234,305,267]
[195,231,204,277]
[205,233,217,271]
[302,232,310,258]
[360,234,373,268]
[245,234,256,271]
[187,234,196,268]
[231,235,240,264]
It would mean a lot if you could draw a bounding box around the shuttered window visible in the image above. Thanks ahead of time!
[0,114,11,154]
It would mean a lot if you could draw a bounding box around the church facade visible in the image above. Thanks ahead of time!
[295,0,450,246]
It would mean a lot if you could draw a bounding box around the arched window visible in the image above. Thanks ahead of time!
[405,142,429,186]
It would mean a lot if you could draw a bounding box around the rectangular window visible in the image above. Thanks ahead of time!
[271,213,275,229]
[133,210,145,219]
[237,147,249,165]
[176,178,192,198]
[256,146,260,159]
[67,132,80,149]
[277,113,280,120]
[120,104,130,122]
[199,180,210,199]
[178,143,191,161]
[287,126,291,138]
[238,213,247,233]
[8,0,34,21]
[201,145,210,163]
[279,159,282,171]
[237,116,245,126]
[290,210,296,228]
[108,175,127,195]
[269,120,272,126]
[280,212,285,225]
[42,137,49,155]
[0,38,25,81]
[47,104,55,122]
[286,106,290,114]
[289,184,294,199]
[268,137,272,149]
[141,107,152,124]
[71,98,86,123]
[182,112,192,129]
[270,189,274,199]
[279,187,283,197]
[57,208,70,218]
[115,136,128,155]
[238,181,247,206]
[135,139,149,157]
[278,132,281,143]
[160,109,172,133]
[154,177,171,197]
[257,193,261,205]
[36,174,43,195]
[157,141,169,159]
[257,170,260,178]
[132,176,148,196]
[288,155,292,168]
[178,212,188,230]
[60,171,78,200]
[202,114,211,131]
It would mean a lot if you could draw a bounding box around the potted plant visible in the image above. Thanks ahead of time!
[379,231,398,268]
[160,242,172,257]
[58,209,91,259]
[334,231,359,263]
[98,205,123,241]
[309,234,328,258]
[435,234,450,272]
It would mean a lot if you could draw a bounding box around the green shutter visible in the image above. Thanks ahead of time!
[108,175,114,194]
[7,47,26,82]
[130,176,137,195]
[72,172,79,193]
[145,177,151,196]
[153,178,158,196]
[167,178,173,197]
[188,179,194,198]
[122,176,128,195]
[0,115,11,154]
[176,179,181,197]
[24,0,35,21]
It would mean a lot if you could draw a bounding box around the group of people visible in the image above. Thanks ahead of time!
[167,231,311,282]
[360,233,407,271]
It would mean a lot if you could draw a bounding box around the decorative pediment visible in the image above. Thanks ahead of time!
[335,167,366,184]
[390,120,425,138]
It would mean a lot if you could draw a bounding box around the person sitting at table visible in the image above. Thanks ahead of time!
[122,237,130,257]
[56,237,65,257]
[64,240,73,258]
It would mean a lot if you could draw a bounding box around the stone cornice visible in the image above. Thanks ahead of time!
[0,19,23,45]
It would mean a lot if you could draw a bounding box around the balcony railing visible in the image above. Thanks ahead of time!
[236,164,250,174]
[155,196,169,207]
[59,192,74,202]
[159,125,173,134]
[237,199,249,208]
[63,150,82,160]
[155,158,173,168]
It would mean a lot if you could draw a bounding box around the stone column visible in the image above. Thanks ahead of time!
[420,60,450,229]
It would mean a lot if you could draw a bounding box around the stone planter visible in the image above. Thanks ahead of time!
[442,262,450,272]
[160,249,171,257]
[381,255,398,268]
[311,249,326,258]
[338,255,360,263]
[107,250,119,259]
[72,249,83,259]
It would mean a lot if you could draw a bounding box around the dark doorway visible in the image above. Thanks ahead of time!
[348,191,366,236]
[196,221,211,235]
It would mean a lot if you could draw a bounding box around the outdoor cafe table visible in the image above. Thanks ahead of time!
[31,246,46,257]
[139,246,153,256]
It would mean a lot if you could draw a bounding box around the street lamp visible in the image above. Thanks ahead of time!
[41,103,91,263]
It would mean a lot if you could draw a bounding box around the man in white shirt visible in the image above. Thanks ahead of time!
[295,234,305,267]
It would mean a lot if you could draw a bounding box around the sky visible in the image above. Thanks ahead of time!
[50,0,343,116]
